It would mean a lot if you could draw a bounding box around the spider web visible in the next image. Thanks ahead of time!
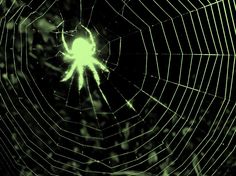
[0,0,236,175]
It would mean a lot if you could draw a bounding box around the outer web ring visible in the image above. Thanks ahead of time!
[0,0,236,175]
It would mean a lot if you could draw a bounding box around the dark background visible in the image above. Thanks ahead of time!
[0,0,236,175]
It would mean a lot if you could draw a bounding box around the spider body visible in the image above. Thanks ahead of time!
[60,25,109,91]
[72,38,93,58]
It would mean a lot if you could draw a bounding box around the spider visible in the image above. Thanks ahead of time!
[60,25,109,91]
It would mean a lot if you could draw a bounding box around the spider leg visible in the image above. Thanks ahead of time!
[77,67,84,91]
[59,51,73,59]
[89,64,101,86]
[61,28,71,53]
[61,62,77,82]
[93,59,109,72]
[81,25,96,53]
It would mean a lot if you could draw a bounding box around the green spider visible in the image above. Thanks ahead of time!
[60,25,109,91]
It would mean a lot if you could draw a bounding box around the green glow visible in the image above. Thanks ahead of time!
[60,25,109,91]
[71,38,93,59]
[126,100,136,112]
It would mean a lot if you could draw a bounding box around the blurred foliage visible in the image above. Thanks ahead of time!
[0,0,236,176]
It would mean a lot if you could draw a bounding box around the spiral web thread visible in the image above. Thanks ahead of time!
[0,0,236,175]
